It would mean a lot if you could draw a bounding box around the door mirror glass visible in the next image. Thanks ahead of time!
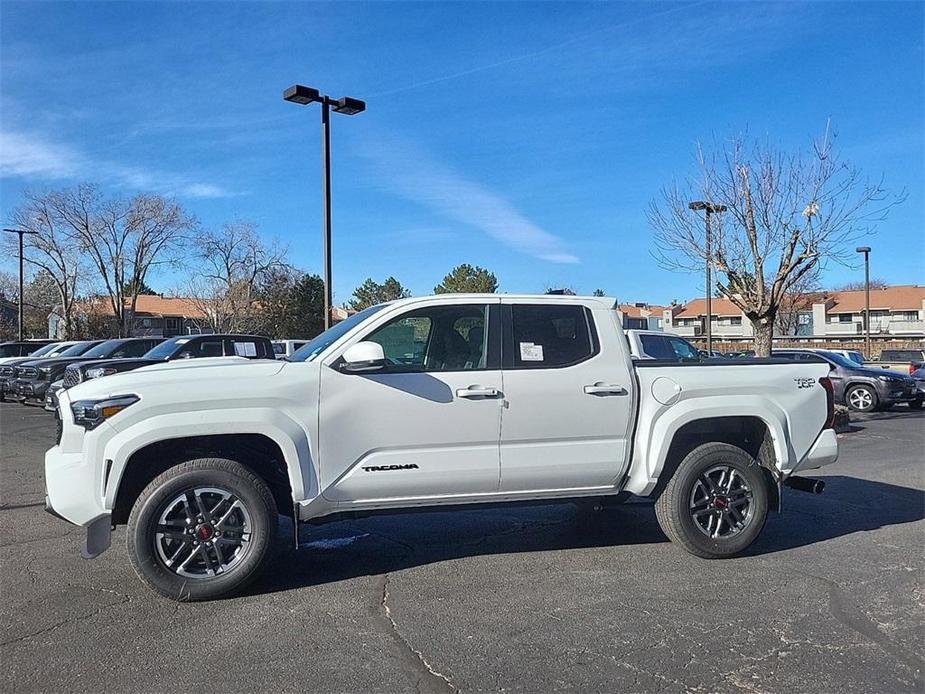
[341,341,386,372]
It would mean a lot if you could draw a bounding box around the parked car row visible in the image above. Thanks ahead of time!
[0,335,276,410]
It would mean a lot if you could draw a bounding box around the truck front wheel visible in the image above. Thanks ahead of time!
[126,457,278,601]
[654,443,769,559]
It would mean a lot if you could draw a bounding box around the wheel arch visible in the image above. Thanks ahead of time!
[627,402,789,503]
[111,433,295,525]
[102,410,316,525]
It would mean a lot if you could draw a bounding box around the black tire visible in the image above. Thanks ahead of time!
[127,457,278,601]
[845,384,878,412]
[908,399,923,410]
[654,442,769,559]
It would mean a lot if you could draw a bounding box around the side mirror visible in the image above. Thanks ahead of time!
[341,341,386,373]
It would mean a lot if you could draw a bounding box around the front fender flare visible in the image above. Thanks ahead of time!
[100,408,315,510]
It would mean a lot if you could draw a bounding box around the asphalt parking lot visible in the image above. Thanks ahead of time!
[1,403,923,693]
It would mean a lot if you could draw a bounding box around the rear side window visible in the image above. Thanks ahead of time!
[640,335,675,360]
[230,339,271,358]
[510,304,596,369]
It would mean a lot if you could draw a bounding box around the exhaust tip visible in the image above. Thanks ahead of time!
[785,476,825,494]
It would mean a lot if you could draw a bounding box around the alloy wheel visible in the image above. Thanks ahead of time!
[153,487,252,579]
[689,465,754,539]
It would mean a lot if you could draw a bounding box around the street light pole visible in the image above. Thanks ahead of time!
[283,84,366,331]
[688,202,727,355]
[856,246,871,359]
[3,228,38,340]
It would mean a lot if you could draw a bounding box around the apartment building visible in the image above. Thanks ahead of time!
[664,285,925,343]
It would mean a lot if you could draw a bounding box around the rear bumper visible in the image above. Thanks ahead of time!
[790,428,838,474]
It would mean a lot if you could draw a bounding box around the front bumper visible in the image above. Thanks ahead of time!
[45,443,114,559]
[13,379,50,403]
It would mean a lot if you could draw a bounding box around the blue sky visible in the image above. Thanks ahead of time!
[1,1,922,305]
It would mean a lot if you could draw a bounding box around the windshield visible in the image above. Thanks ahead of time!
[819,351,860,369]
[288,305,387,362]
[79,339,125,359]
[144,336,190,359]
[27,343,61,357]
[56,342,98,357]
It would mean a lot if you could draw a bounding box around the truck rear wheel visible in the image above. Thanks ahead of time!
[655,443,769,559]
[126,457,278,601]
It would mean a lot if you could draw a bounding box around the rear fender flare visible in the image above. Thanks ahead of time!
[626,396,791,496]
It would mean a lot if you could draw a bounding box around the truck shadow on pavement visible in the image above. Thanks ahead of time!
[248,475,924,596]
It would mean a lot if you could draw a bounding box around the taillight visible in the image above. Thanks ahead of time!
[910,364,916,375]
[819,376,835,429]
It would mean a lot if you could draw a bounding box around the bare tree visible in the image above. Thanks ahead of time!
[6,192,84,338]
[40,185,195,337]
[649,125,902,355]
[187,221,287,333]
[833,278,889,291]
[774,265,822,337]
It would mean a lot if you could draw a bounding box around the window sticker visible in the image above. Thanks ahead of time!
[234,342,257,357]
[519,342,544,361]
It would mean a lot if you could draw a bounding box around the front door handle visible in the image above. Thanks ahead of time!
[583,383,628,396]
[456,386,500,399]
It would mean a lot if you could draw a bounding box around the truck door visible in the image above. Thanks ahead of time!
[319,300,503,502]
[498,302,634,492]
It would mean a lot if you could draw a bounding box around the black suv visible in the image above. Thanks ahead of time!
[11,338,161,406]
[59,334,274,392]
[774,349,920,412]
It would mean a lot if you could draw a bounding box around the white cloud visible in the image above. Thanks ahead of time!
[0,129,234,199]
[359,139,578,264]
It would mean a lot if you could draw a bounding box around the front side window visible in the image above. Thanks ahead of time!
[363,304,491,372]
[511,304,595,368]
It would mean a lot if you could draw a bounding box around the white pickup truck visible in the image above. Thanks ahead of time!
[45,294,838,600]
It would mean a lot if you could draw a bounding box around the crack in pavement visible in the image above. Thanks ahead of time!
[1,588,131,647]
[371,574,457,694]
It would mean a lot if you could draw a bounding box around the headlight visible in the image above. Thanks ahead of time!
[86,367,118,379]
[70,395,139,430]
[38,366,52,379]
[877,375,900,383]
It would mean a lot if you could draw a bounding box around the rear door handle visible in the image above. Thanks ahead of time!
[456,386,500,399]
[583,383,627,396]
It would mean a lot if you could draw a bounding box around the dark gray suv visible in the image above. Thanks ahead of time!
[774,349,920,412]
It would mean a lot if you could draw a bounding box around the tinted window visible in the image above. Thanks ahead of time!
[0,344,23,357]
[178,339,224,358]
[23,343,60,358]
[640,335,676,360]
[511,304,594,368]
[110,340,158,358]
[364,304,489,372]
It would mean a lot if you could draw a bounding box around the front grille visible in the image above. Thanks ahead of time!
[63,369,81,388]
[17,367,37,379]
[0,366,13,378]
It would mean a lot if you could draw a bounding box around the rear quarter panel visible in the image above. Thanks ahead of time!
[628,361,831,495]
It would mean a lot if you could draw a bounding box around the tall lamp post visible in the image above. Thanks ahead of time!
[3,228,38,340]
[856,246,871,359]
[688,201,727,354]
[283,84,366,330]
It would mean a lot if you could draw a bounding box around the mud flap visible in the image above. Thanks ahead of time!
[81,515,112,559]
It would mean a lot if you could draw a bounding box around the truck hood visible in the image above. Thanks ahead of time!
[66,358,287,402]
